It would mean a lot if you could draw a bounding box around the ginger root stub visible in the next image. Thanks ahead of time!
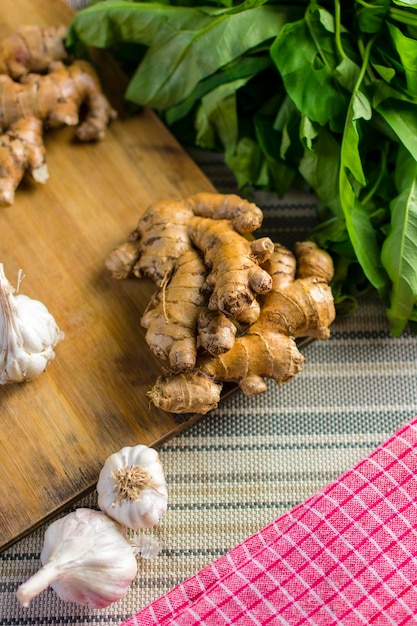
[106,192,336,415]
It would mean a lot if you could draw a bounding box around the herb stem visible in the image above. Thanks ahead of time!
[305,3,333,71]
[354,35,374,93]
[354,1,417,28]
[388,7,417,28]
[361,146,387,206]
[355,0,381,9]
[334,0,347,60]
[357,37,376,84]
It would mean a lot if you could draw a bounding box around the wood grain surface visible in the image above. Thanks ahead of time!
[0,0,217,550]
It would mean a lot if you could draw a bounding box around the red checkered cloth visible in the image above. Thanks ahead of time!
[121,418,417,625]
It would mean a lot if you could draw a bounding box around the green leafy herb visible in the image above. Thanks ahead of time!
[381,146,417,335]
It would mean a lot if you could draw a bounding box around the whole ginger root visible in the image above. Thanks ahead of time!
[148,241,335,414]
[0,60,117,140]
[106,193,336,415]
[0,25,116,206]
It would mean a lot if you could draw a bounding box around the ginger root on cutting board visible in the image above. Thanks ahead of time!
[106,192,336,415]
[0,24,117,206]
[0,24,68,79]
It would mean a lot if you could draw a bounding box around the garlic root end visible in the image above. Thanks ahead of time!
[16,561,60,608]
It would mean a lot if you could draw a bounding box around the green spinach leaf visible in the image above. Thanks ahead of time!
[381,146,417,335]
[271,6,349,132]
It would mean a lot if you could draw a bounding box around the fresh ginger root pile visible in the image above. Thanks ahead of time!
[0,24,116,206]
[106,192,272,372]
[107,192,336,414]
[149,241,335,414]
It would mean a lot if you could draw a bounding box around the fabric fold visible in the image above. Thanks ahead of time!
[121,417,417,625]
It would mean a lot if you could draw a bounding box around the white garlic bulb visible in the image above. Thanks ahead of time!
[97,444,168,529]
[16,508,138,609]
[0,264,63,383]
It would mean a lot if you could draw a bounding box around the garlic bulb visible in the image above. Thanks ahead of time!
[0,264,63,383]
[16,508,138,609]
[97,444,168,529]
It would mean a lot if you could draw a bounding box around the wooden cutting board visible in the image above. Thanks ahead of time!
[0,0,218,551]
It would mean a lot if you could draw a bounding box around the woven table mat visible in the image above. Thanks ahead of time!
[123,416,417,625]
[1,149,416,626]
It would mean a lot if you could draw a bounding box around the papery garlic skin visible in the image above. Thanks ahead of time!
[16,508,138,609]
[131,533,161,560]
[0,264,63,383]
[97,444,168,530]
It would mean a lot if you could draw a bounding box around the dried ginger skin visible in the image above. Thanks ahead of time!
[189,215,274,321]
[0,117,48,207]
[0,26,115,205]
[149,332,303,415]
[141,248,207,371]
[185,192,264,234]
[51,60,117,141]
[0,24,68,79]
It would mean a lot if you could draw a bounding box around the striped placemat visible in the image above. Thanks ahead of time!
[123,416,417,625]
[1,148,416,626]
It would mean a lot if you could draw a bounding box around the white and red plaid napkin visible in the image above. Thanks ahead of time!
[121,417,417,625]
